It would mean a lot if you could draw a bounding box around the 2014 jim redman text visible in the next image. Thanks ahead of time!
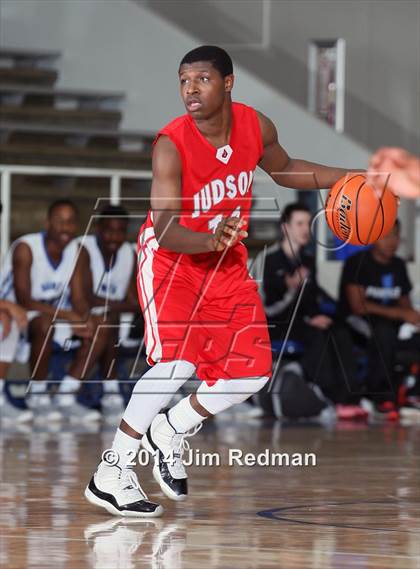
[101,448,318,468]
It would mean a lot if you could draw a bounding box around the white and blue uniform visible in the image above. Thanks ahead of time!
[80,235,134,303]
[0,232,78,307]
[0,232,79,357]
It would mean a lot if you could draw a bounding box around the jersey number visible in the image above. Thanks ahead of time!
[208,206,241,233]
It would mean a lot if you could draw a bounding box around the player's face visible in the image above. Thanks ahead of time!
[47,205,78,248]
[97,219,127,254]
[283,211,311,247]
[179,62,233,119]
[373,225,400,259]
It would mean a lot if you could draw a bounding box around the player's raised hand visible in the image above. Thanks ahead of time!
[212,216,248,251]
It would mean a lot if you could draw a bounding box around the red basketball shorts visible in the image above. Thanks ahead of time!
[136,232,272,386]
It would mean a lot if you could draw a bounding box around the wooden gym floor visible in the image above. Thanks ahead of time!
[1,417,419,569]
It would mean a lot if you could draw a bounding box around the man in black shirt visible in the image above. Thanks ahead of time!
[260,203,365,420]
[339,220,420,419]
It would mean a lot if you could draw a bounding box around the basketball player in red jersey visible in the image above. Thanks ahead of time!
[85,46,354,518]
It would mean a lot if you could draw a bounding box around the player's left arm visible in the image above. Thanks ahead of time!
[70,246,94,319]
[257,111,356,189]
[125,254,140,310]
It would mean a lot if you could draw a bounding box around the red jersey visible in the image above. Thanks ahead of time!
[139,102,263,263]
[136,102,272,383]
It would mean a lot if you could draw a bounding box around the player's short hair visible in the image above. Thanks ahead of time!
[179,45,233,78]
[280,203,311,225]
[48,199,78,218]
[98,204,129,224]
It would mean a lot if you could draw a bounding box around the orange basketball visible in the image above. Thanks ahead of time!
[325,174,398,245]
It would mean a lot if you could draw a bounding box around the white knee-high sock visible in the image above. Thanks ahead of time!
[108,428,142,469]
[122,360,196,435]
[166,377,270,434]
[168,395,206,433]
[196,377,270,415]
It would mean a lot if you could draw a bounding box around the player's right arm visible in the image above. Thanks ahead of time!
[151,136,247,253]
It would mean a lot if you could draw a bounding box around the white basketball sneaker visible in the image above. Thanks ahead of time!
[0,394,33,423]
[142,412,201,501]
[85,462,164,518]
[26,393,62,422]
[101,393,125,416]
[58,400,101,423]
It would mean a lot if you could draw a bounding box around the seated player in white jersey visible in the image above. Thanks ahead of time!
[0,200,32,421]
[0,298,30,421]
[59,204,138,417]
[0,199,99,421]
[85,45,360,518]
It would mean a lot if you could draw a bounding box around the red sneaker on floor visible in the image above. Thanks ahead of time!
[336,404,369,421]
[375,401,400,421]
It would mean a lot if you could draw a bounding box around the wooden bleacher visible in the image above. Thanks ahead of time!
[0,47,153,170]
[0,84,125,109]
[0,48,61,66]
[0,142,151,169]
[0,67,58,86]
[0,122,154,150]
[0,47,153,239]
[0,105,122,129]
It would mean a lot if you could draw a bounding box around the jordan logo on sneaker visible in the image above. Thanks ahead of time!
[216,144,233,164]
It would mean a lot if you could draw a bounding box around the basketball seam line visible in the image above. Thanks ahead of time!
[355,180,367,245]
[330,174,363,239]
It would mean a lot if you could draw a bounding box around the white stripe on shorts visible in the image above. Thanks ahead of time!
[137,227,162,363]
